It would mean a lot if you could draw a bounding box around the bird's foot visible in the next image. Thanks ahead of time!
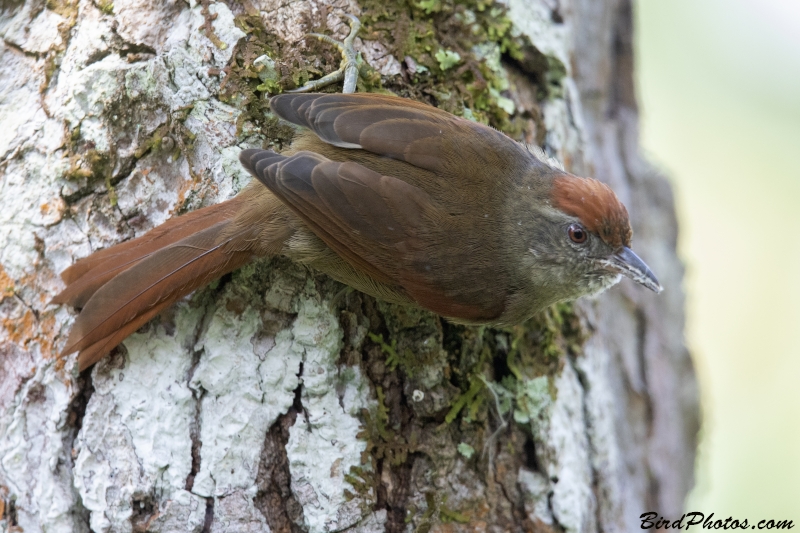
[288,14,362,94]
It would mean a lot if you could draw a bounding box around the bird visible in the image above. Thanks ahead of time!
[52,91,661,371]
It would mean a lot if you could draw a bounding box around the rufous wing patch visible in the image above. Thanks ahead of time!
[551,174,632,249]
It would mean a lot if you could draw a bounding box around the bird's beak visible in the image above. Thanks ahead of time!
[606,247,663,293]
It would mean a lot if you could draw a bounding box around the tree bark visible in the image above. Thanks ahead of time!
[0,0,698,531]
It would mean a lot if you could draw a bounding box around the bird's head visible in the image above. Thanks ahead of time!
[526,172,662,303]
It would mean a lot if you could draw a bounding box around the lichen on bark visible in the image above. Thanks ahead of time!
[0,0,697,532]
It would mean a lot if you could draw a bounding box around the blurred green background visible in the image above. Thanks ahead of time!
[636,0,800,518]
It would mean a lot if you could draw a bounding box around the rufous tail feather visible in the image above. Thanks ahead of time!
[53,198,245,308]
[56,198,255,371]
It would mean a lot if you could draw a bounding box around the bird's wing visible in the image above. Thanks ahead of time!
[268,93,533,186]
[239,148,504,322]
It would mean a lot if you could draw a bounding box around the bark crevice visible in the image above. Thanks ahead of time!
[0,0,696,530]
[254,370,307,533]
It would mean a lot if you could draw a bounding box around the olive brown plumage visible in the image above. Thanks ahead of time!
[56,93,660,370]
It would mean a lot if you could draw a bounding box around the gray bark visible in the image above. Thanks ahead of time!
[0,0,698,531]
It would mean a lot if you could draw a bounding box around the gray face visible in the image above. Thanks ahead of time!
[528,214,618,298]
[525,208,660,305]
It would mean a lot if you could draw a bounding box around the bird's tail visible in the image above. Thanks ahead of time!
[54,196,256,371]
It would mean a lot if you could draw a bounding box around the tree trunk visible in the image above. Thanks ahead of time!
[0,0,698,531]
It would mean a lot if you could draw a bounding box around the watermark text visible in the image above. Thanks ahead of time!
[640,512,794,530]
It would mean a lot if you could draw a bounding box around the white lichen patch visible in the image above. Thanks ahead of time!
[518,467,556,527]
[0,0,66,54]
[0,44,51,160]
[188,296,300,498]
[359,39,402,77]
[512,364,596,533]
[251,0,360,45]
[54,6,114,73]
[0,365,85,533]
[501,0,571,74]
[513,375,551,426]
[0,155,67,277]
[350,510,388,532]
[73,301,207,532]
[183,99,251,199]
[113,155,193,230]
[286,285,374,533]
[63,256,377,533]
[542,78,586,170]
[111,0,187,54]
[0,1,261,528]
[202,2,246,60]
[49,53,133,144]
[539,360,596,533]
[499,0,586,171]
[209,490,271,532]
[572,336,637,532]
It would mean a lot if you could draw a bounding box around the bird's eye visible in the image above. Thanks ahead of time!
[568,224,587,244]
